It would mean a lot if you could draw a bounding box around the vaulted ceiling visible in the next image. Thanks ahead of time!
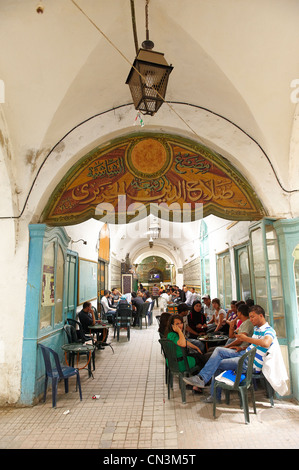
[1,0,299,261]
[1,0,299,180]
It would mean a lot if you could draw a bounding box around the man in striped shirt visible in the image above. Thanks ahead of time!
[183,305,276,401]
[236,305,276,372]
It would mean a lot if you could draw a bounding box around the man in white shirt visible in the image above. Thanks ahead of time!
[190,287,200,305]
[183,286,193,306]
[101,290,117,324]
[202,294,214,322]
[160,289,171,310]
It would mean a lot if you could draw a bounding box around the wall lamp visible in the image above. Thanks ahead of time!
[71,239,87,245]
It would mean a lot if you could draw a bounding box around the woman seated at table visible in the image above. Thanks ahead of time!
[165,314,207,392]
[221,300,238,335]
[209,298,227,333]
[187,300,207,339]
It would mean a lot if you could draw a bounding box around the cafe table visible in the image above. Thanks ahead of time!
[62,343,95,378]
[88,322,115,353]
[197,334,228,352]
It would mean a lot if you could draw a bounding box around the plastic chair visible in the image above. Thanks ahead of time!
[139,302,150,329]
[159,333,169,384]
[100,302,108,321]
[67,318,93,344]
[113,305,132,341]
[63,324,95,375]
[159,338,201,403]
[213,347,257,424]
[133,302,144,327]
[147,300,155,325]
[252,371,275,406]
[38,344,82,408]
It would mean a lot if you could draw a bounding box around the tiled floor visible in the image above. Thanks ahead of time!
[0,310,299,450]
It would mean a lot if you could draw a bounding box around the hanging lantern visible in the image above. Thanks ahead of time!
[126,1,173,116]
[126,45,173,116]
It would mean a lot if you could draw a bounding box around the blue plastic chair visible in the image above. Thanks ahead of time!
[39,344,82,408]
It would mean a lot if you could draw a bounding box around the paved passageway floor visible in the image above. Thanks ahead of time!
[0,311,298,450]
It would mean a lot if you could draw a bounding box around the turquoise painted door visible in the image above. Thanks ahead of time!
[66,250,78,319]
[274,219,299,400]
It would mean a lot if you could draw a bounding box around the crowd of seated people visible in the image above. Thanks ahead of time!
[100,282,255,348]
[80,284,259,400]
[99,286,153,326]
[157,290,257,393]
[102,284,255,344]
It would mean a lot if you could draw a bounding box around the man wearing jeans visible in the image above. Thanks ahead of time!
[183,305,276,402]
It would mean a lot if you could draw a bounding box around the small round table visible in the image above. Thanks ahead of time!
[62,343,95,378]
[88,323,114,353]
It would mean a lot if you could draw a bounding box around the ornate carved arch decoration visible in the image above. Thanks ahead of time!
[41,133,266,226]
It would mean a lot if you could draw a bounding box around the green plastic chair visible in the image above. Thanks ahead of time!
[252,371,275,407]
[159,338,200,404]
[159,333,169,385]
[134,302,144,327]
[113,305,132,341]
[213,347,257,424]
[139,302,150,329]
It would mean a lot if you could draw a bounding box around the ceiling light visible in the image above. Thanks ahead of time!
[126,0,173,116]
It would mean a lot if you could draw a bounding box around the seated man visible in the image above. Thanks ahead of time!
[78,301,95,334]
[78,301,105,348]
[172,290,182,303]
[183,286,193,307]
[225,304,253,348]
[190,287,200,304]
[131,291,144,327]
[183,305,276,402]
[111,287,122,307]
[101,290,117,325]
[202,294,215,330]
[116,294,130,308]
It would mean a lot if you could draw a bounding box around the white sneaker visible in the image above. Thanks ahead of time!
[183,375,205,388]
